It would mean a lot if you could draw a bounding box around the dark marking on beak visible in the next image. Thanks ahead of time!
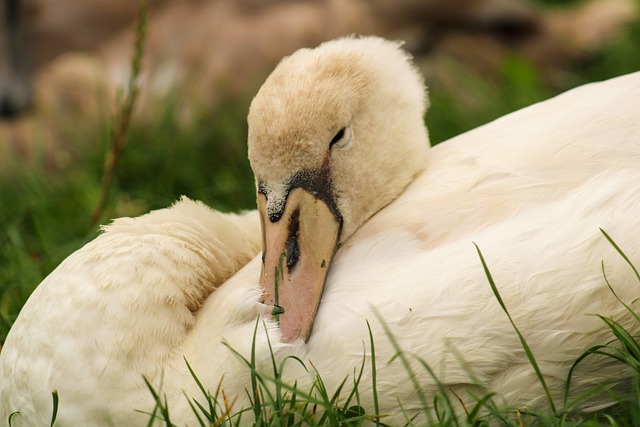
[285,209,300,271]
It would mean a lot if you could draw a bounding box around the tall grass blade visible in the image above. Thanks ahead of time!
[372,308,432,424]
[312,360,347,425]
[263,321,285,421]
[414,359,460,427]
[8,412,20,427]
[144,403,159,427]
[474,243,557,415]
[366,320,381,426]
[183,357,236,424]
[91,0,149,226]
[184,396,207,427]
[565,344,613,405]
[249,319,262,422]
[567,231,640,410]
[601,260,640,325]
[599,316,640,363]
[338,346,366,416]
[462,391,498,423]
[600,228,640,283]
[49,390,59,427]
[184,357,222,419]
[142,376,174,426]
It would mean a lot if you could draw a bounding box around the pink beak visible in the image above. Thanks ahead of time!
[258,187,341,342]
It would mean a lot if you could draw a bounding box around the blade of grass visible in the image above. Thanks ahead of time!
[184,359,236,424]
[184,357,213,412]
[599,316,640,363]
[142,376,174,426]
[600,260,640,325]
[372,308,432,424]
[474,243,557,415]
[338,345,367,417]
[8,412,20,427]
[49,390,59,427]
[249,318,262,422]
[91,0,149,226]
[566,232,640,412]
[184,396,207,427]
[366,320,381,426]
[600,229,640,283]
[414,359,461,427]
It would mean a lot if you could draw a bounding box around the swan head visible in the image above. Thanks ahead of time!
[247,36,430,342]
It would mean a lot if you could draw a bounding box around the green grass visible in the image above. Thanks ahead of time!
[1,2,639,424]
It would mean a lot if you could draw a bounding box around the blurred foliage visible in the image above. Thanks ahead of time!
[116,97,256,213]
[426,54,553,145]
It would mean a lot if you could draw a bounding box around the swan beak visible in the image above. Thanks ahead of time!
[258,188,341,342]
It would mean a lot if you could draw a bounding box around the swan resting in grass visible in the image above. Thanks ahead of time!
[2,36,640,425]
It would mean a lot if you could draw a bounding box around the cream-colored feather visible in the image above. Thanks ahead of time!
[2,37,640,425]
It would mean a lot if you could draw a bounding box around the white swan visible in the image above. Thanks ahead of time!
[2,36,640,425]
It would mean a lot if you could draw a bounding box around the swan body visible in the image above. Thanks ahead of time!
[2,37,640,425]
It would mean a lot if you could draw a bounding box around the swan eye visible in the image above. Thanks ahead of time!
[330,128,345,147]
[330,127,350,149]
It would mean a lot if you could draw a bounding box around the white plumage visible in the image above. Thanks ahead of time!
[2,37,640,425]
